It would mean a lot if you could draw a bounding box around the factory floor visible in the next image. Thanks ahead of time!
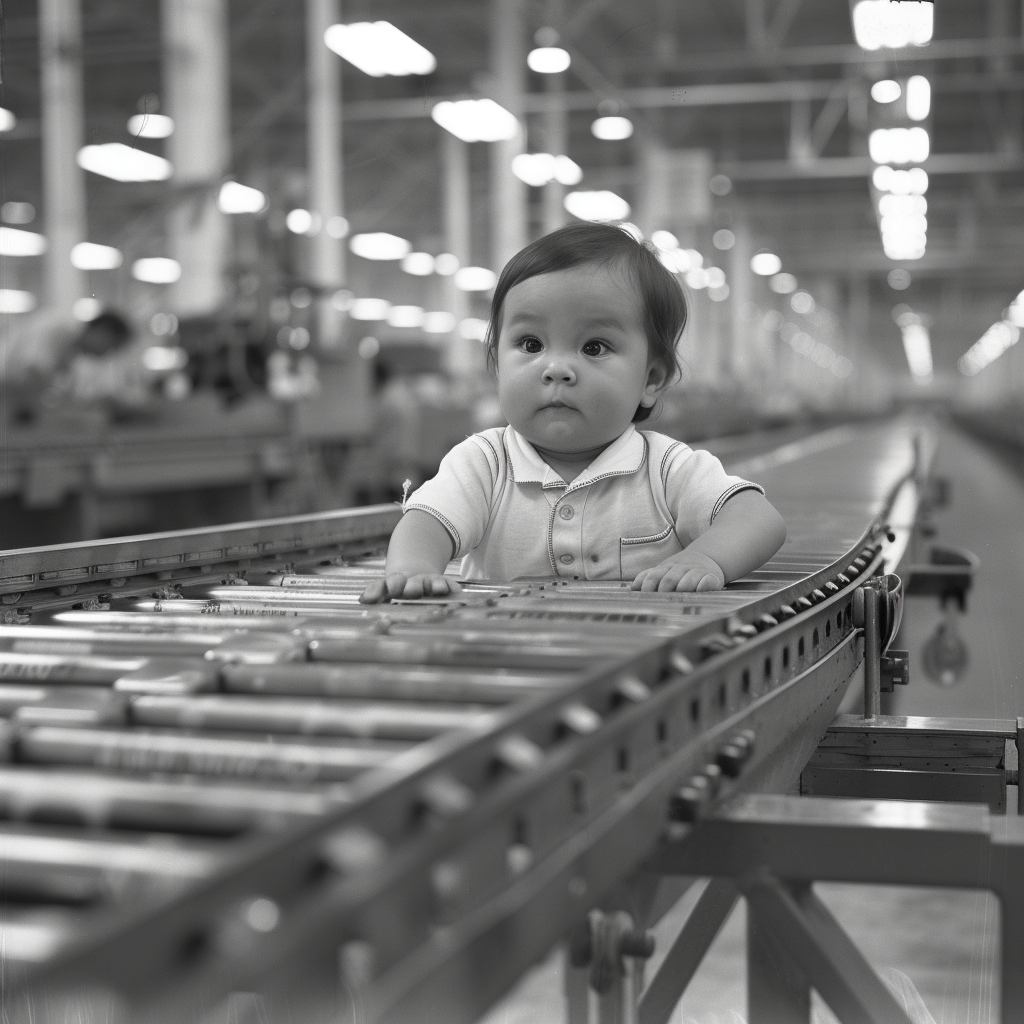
[479,421,1023,1024]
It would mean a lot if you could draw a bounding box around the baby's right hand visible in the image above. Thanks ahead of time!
[359,573,463,604]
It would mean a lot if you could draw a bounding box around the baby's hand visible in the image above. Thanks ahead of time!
[359,572,463,604]
[631,551,725,593]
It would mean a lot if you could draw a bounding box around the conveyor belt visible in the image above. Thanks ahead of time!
[0,419,929,1024]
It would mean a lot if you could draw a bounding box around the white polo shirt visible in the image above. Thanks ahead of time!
[406,425,762,581]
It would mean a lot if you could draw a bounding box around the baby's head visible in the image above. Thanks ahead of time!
[485,223,686,423]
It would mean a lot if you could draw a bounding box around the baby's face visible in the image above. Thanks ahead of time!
[496,264,664,456]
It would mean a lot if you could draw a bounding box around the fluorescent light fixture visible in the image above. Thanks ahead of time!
[873,165,928,194]
[901,322,933,377]
[685,268,709,289]
[790,291,815,315]
[331,290,354,311]
[880,209,927,260]
[906,75,930,121]
[0,226,46,257]
[879,194,926,217]
[431,99,518,143]
[350,232,411,260]
[434,253,460,276]
[77,143,172,182]
[770,273,798,294]
[510,153,582,187]
[706,267,726,289]
[358,336,380,359]
[132,257,181,284]
[527,46,570,73]
[591,116,633,141]
[127,113,174,139]
[423,311,456,334]
[74,297,104,321]
[402,252,435,275]
[563,190,630,222]
[142,346,188,371]
[387,305,425,328]
[852,0,933,51]
[150,312,179,335]
[959,320,1020,375]
[1005,301,1024,328]
[286,209,319,234]
[713,229,736,250]
[1,201,35,224]
[869,127,929,165]
[326,216,349,239]
[458,318,489,341]
[0,288,36,313]
[218,181,267,214]
[71,242,123,270]
[349,298,391,320]
[555,155,583,185]
[751,252,782,276]
[651,230,679,251]
[888,269,912,290]
[455,266,497,292]
[324,22,436,76]
[708,283,731,302]
[870,80,902,104]
[0,108,16,132]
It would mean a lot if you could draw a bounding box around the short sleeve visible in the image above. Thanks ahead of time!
[404,434,500,557]
[662,444,764,546]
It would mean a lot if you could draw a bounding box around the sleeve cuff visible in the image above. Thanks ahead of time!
[711,482,765,523]
[404,504,461,556]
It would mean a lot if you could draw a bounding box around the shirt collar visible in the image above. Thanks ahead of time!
[505,424,646,489]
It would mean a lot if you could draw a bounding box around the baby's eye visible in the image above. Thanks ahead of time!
[518,336,543,353]
[581,339,608,356]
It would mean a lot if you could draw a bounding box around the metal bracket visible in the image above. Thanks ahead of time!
[904,543,978,611]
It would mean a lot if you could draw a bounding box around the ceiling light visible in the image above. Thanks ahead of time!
[871,80,902,104]
[350,232,411,260]
[434,253,460,275]
[286,209,319,234]
[349,298,391,320]
[751,252,782,276]
[388,305,425,328]
[324,21,436,76]
[402,252,435,275]
[873,165,928,194]
[0,108,16,132]
[132,258,181,284]
[563,190,630,222]
[455,267,497,292]
[770,273,798,294]
[879,194,926,217]
[512,153,557,187]
[706,267,726,289]
[1,201,34,224]
[74,298,104,321]
[431,99,518,143]
[901,322,933,377]
[527,46,570,73]
[591,116,633,141]
[790,291,815,315]
[0,289,36,313]
[651,230,678,251]
[142,346,188,371]
[959,321,1020,375]
[709,174,732,196]
[458,318,489,341]
[423,312,456,334]
[71,242,123,270]
[218,181,267,214]
[0,226,46,257]
[708,283,730,302]
[127,113,174,139]
[869,127,929,165]
[326,216,349,239]
[685,268,709,289]
[358,336,380,359]
[554,156,583,185]
[77,143,172,182]
[906,75,930,121]
[712,229,736,250]
[888,269,912,290]
[852,0,933,50]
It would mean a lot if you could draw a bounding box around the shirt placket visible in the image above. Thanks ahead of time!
[549,483,586,576]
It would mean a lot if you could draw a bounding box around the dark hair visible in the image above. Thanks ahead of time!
[485,223,687,422]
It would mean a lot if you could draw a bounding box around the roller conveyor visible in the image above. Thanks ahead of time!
[0,419,931,1023]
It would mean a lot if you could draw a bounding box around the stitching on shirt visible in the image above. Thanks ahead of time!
[563,435,649,496]
[405,504,461,554]
[546,501,559,574]
[711,482,765,523]
[501,429,517,484]
[658,438,685,483]
[621,524,675,546]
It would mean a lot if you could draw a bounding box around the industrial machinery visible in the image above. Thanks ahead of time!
[0,419,1016,1024]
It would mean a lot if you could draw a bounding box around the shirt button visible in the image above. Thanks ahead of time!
[559,553,574,564]
[559,505,575,520]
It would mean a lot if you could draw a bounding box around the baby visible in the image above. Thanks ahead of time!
[361,223,786,603]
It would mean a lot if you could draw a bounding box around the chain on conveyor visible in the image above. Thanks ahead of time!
[0,419,929,1024]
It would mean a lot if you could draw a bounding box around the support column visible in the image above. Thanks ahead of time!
[307,0,346,349]
[163,0,230,318]
[443,132,478,377]
[541,1,567,236]
[39,0,87,320]
[729,214,754,384]
[490,0,528,272]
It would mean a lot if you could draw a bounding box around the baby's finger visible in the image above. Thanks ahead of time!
[695,573,722,592]
[640,569,668,592]
[428,575,457,596]
[401,575,428,599]
[656,567,691,592]
[630,570,650,590]
[358,579,389,604]
[384,573,409,598]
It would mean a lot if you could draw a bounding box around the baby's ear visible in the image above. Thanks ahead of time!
[640,359,671,406]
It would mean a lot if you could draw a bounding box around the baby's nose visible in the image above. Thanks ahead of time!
[542,360,576,383]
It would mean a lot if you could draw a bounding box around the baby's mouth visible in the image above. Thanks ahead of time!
[540,400,576,411]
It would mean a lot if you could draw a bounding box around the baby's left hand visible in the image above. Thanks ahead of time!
[631,551,725,593]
